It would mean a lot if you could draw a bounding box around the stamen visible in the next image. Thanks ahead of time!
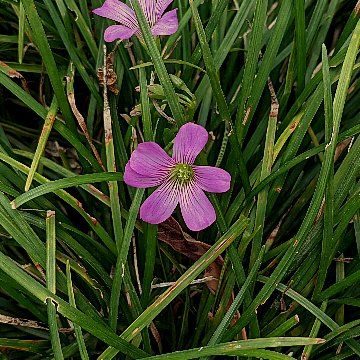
[170,163,194,184]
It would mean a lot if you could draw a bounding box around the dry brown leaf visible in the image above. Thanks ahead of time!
[0,314,47,330]
[158,217,223,293]
[66,71,105,171]
[0,61,29,93]
[97,52,119,95]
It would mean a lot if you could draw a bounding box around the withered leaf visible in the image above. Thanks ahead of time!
[158,217,223,293]
[97,52,119,95]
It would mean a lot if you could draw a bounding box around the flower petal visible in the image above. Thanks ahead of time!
[104,25,137,42]
[151,9,178,36]
[124,162,164,188]
[179,182,216,231]
[129,142,175,177]
[172,123,208,164]
[139,0,157,26]
[140,180,180,224]
[93,0,138,29]
[155,0,174,18]
[194,166,231,193]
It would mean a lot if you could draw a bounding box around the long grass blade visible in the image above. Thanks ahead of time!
[46,210,64,360]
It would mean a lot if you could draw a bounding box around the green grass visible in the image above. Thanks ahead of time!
[0,0,359,359]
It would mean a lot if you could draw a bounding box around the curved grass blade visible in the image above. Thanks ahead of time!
[16,149,111,207]
[12,172,123,208]
[189,0,231,132]
[163,0,202,55]
[236,0,292,143]
[183,0,230,82]
[130,59,206,73]
[194,0,253,105]
[140,338,323,360]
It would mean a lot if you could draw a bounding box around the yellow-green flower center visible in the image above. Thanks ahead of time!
[171,163,194,184]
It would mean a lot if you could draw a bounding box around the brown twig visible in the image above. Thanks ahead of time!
[66,64,105,171]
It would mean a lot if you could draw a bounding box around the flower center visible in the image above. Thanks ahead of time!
[171,163,194,184]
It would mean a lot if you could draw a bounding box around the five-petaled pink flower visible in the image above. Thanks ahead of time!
[124,123,231,231]
[93,0,178,42]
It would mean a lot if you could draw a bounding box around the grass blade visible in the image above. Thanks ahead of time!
[12,172,123,208]
[46,210,64,360]
[131,0,185,125]
[205,246,266,352]
[21,0,76,132]
[141,338,324,360]
[108,188,144,331]
[66,261,90,360]
[294,0,306,95]
[102,45,123,254]
[250,80,278,267]
[235,0,268,141]
[99,217,249,359]
[315,44,335,296]
[18,1,25,64]
[24,97,58,192]
[189,0,250,193]
[0,250,148,358]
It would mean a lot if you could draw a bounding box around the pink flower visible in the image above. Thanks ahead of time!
[124,123,231,231]
[93,0,178,42]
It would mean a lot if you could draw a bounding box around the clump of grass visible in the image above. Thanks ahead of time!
[0,0,359,359]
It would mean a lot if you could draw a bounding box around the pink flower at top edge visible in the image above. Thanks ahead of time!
[124,123,231,231]
[93,0,178,42]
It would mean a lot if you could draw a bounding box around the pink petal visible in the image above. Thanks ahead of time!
[194,166,231,193]
[139,0,156,26]
[179,182,216,231]
[172,123,208,164]
[151,9,178,36]
[140,180,180,224]
[129,142,175,177]
[104,25,138,41]
[93,0,138,29]
[155,0,174,18]
[124,162,165,188]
